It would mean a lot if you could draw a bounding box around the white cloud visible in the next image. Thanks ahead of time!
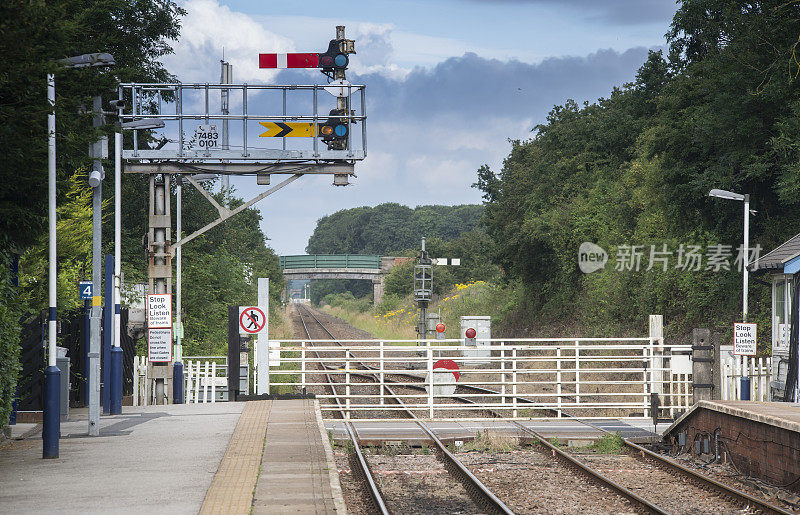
[157,2,655,255]
[164,0,294,83]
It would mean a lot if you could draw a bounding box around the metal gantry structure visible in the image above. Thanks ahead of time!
[115,26,366,403]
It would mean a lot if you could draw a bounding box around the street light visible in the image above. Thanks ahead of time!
[58,53,115,68]
[45,52,114,458]
[119,118,165,130]
[709,187,752,401]
[708,188,750,321]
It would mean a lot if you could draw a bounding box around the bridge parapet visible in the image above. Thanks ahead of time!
[280,255,408,304]
[280,254,381,270]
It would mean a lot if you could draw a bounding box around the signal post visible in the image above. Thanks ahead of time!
[116,27,366,401]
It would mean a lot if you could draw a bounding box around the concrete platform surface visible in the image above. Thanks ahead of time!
[0,403,243,514]
[665,400,800,437]
[252,399,345,514]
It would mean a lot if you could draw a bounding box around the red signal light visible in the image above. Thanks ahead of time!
[465,328,476,339]
[435,323,446,333]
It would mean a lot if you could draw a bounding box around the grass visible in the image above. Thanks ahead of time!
[323,303,417,340]
[464,430,519,452]
[585,432,625,454]
[268,306,300,395]
[320,280,507,342]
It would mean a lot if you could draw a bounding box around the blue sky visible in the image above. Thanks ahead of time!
[161,0,679,254]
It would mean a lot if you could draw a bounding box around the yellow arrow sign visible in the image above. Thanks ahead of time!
[259,121,317,137]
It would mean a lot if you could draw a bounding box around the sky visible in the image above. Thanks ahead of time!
[159,0,680,255]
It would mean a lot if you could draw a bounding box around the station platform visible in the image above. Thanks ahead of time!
[326,417,667,446]
[0,400,345,514]
[664,400,800,490]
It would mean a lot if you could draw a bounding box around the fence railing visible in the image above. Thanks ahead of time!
[265,338,692,420]
[184,357,227,403]
[721,356,772,402]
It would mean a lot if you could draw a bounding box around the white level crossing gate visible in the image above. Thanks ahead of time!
[266,337,694,420]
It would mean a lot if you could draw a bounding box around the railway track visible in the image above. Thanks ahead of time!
[296,304,793,514]
[296,303,513,514]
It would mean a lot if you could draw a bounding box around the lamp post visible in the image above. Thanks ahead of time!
[709,188,752,400]
[708,189,750,321]
[45,52,115,457]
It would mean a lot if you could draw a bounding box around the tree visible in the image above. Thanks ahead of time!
[0,0,185,258]
[475,1,800,336]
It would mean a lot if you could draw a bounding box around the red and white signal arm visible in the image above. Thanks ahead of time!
[239,306,267,334]
[259,53,319,69]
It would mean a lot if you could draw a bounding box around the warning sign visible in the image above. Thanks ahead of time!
[734,323,757,356]
[239,306,267,334]
[148,328,172,362]
[147,294,172,328]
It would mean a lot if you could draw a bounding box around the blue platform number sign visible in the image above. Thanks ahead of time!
[78,281,93,300]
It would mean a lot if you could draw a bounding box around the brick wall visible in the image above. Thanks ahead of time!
[671,408,800,489]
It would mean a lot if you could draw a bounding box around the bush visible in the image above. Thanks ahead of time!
[0,262,21,430]
[375,293,402,314]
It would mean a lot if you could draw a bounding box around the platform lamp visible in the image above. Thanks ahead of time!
[113,117,166,410]
[708,188,752,400]
[45,52,115,458]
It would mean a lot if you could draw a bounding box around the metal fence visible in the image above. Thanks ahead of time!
[279,254,382,270]
[265,338,693,421]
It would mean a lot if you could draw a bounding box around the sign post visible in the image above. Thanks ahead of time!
[256,279,270,395]
[734,322,757,400]
[147,294,172,363]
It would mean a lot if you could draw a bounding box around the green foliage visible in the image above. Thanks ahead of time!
[176,184,284,356]
[384,259,415,297]
[19,169,100,315]
[321,292,373,313]
[306,203,485,255]
[0,259,21,429]
[374,293,402,315]
[0,0,184,255]
[306,203,497,301]
[476,3,800,339]
[587,433,625,454]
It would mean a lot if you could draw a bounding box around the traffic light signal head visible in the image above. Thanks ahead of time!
[319,109,348,144]
[319,40,349,71]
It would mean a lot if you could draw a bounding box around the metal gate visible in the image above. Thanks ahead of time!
[267,338,693,421]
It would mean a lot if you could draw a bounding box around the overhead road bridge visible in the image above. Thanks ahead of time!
[280,254,409,304]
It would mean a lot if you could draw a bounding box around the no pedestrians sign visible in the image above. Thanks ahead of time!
[239,306,267,334]
[733,323,757,356]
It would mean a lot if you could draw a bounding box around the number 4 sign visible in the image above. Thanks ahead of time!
[78,281,93,300]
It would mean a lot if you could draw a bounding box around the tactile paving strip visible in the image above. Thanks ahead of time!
[200,400,271,515]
